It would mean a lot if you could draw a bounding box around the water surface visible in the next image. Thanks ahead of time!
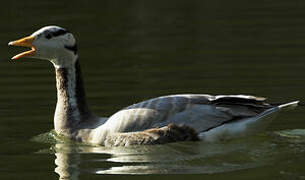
[1,0,305,179]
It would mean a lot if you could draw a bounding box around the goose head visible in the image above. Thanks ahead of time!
[9,26,77,68]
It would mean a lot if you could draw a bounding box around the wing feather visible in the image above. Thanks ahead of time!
[104,94,273,133]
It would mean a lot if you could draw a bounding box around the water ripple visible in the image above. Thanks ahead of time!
[30,129,305,177]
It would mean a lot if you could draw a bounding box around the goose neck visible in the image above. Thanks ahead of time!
[54,58,92,135]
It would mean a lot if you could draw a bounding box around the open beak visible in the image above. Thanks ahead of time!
[8,36,36,60]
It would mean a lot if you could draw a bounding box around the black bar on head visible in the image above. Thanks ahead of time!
[45,29,69,39]
[65,44,78,55]
[52,29,69,37]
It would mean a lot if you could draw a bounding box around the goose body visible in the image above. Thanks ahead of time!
[9,26,299,146]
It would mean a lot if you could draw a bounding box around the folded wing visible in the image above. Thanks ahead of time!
[103,94,273,133]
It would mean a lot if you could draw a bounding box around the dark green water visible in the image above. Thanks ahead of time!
[1,0,305,179]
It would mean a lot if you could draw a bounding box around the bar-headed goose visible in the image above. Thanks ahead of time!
[8,26,300,146]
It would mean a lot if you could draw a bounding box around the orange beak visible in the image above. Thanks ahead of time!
[8,36,36,60]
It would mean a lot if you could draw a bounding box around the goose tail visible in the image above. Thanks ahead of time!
[278,101,299,110]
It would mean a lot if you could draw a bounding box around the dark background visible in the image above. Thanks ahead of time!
[0,0,305,179]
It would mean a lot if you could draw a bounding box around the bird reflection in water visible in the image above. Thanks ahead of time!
[45,129,305,179]
[51,138,268,179]
[54,144,81,180]
[53,142,204,179]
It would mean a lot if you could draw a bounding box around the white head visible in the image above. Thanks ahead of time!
[9,26,77,68]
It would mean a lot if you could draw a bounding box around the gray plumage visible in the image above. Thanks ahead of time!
[89,94,298,146]
[102,94,270,133]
